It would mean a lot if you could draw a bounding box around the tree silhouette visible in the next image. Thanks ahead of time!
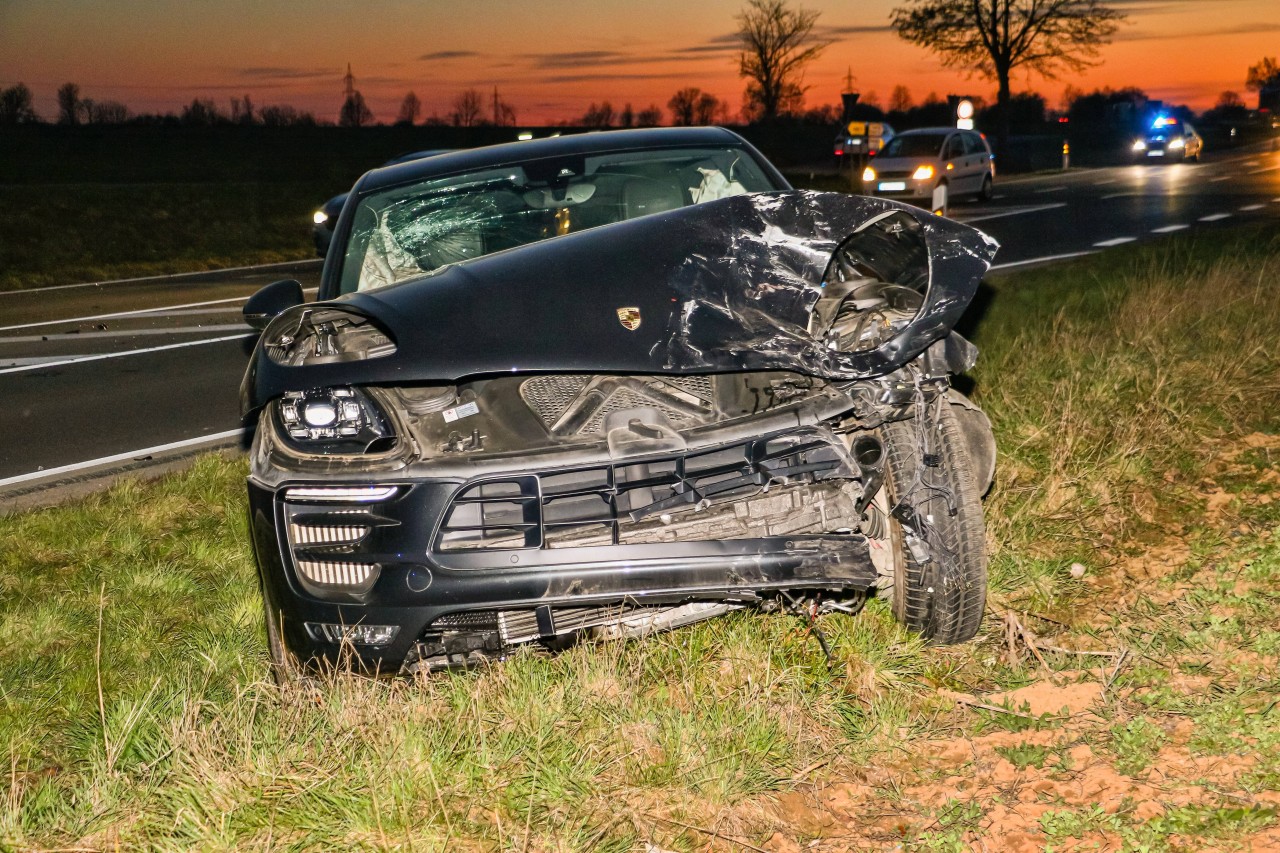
[736,0,830,122]
[892,0,1123,152]
[1246,57,1280,92]
[579,102,615,128]
[397,92,422,125]
[635,105,664,126]
[668,88,726,126]
[888,84,913,113]
[340,92,374,127]
[57,83,81,125]
[0,84,39,124]
[450,89,484,127]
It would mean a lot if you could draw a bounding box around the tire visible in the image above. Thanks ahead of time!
[878,401,987,644]
[977,174,993,202]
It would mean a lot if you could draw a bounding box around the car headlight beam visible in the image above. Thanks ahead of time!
[911,164,935,181]
[862,166,877,182]
[313,210,329,225]
[1132,139,1147,151]
[1168,137,1185,149]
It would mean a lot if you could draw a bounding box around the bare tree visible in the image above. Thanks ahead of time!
[181,98,223,126]
[888,84,914,113]
[892,0,1124,152]
[489,88,517,126]
[450,89,485,127]
[340,91,374,127]
[619,103,635,127]
[579,101,615,128]
[635,104,664,126]
[88,100,130,124]
[231,94,256,125]
[1246,57,1280,92]
[260,104,300,126]
[1216,91,1243,110]
[668,88,700,126]
[57,83,81,125]
[736,0,830,122]
[397,92,422,125]
[0,83,39,124]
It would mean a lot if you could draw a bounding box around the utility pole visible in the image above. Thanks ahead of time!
[493,86,500,126]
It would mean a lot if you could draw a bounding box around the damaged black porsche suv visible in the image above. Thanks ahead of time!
[239,128,999,675]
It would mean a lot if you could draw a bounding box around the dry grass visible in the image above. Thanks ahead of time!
[2,223,1278,850]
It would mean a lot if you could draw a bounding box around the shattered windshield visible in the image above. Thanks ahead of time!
[340,146,777,294]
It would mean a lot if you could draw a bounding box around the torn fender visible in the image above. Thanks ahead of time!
[241,191,997,415]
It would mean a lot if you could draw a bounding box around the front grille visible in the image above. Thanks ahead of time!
[874,169,913,179]
[431,605,636,644]
[520,375,715,436]
[435,429,847,552]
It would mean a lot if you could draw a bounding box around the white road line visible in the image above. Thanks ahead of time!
[1101,192,1140,199]
[0,429,247,488]
[1209,175,1233,182]
[0,287,318,332]
[1199,213,1233,222]
[1151,224,1189,233]
[2,324,249,344]
[1250,165,1280,174]
[0,258,322,296]
[1239,203,1265,211]
[989,251,1096,270]
[959,203,1067,223]
[1244,160,1261,166]
[0,333,253,375]
[1094,179,1117,185]
[991,194,1007,199]
[1095,237,1137,247]
[1035,185,1066,193]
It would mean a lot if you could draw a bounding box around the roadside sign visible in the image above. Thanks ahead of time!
[868,122,884,138]
[847,121,866,136]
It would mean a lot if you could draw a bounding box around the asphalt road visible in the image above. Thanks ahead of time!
[3,144,1280,500]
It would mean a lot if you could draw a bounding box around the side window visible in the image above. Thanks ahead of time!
[946,135,965,160]
[964,133,984,155]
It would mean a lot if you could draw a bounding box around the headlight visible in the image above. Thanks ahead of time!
[1168,137,1184,149]
[313,210,329,225]
[1132,139,1147,151]
[862,166,877,182]
[277,386,394,453]
[912,164,935,181]
[263,307,396,367]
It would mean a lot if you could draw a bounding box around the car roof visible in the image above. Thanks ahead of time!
[355,126,753,194]
[894,127,962,136]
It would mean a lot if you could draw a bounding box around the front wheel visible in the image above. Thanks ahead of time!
[977,174,993,202]
[878,401,987,644]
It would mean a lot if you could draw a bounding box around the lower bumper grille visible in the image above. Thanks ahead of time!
[435,428,853,553]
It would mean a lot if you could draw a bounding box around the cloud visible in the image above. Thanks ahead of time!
[522,50,631,69]
[1117,20,1280,39]
[418,50,479,61]
[234,67,335,80]
[822,24,895,35]
[541,71,696,84]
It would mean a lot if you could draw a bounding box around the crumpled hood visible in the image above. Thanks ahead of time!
[242,191,997,415]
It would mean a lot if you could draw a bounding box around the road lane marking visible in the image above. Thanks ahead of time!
[957,203,1066,223]
[2,324,249,344]
[1151,224,1189,233]
[0,287,318,332]
[991,194,1006,199]
[0,333,253,375]
[1094,179,1117,185]
[0,429,247,488]
[1244,160,1261,166]
[1250,165,1280,174]
[1101,192,1140,199]
[1199,213,1232,222]
[989,251,1096,270]
[1209,176,1233,182]
[0,258,323,295]
[1035,185,1066,193]
[1095,237,1137,247]
[1239,203,1265,211]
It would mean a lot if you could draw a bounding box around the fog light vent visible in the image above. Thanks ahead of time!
[305,622,399,646]
[289,522,370,546]
[296,559,379,589]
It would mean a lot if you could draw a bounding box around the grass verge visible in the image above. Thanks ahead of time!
[2,223,1279,850]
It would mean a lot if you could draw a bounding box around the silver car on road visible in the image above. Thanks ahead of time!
[862,128,995,214]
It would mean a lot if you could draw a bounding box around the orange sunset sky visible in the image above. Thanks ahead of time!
[1,0,1277,123]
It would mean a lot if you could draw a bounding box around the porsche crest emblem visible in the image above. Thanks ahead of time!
[616,306,642,331]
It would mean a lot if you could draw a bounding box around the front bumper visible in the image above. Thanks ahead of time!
[249,432,880,672]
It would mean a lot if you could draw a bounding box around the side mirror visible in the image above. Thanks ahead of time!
[243,279,304,331]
